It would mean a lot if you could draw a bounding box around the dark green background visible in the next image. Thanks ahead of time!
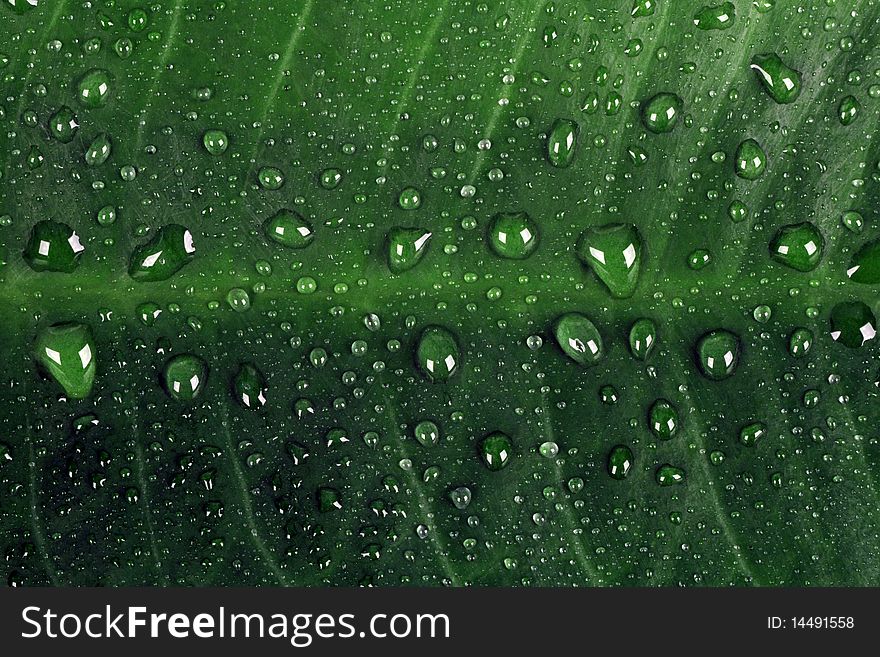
[1,0,879,585]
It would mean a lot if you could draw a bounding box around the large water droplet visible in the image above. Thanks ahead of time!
[847,237,880,283]
[693,2,735,30]
[696,329,741,380]
[734,138,767,180]
[163,354,208,401]
[608,445,633,480]
[769,222,824,272]
[575,223,644,298]
[264,209,314,248]
[387,227,432,273]
[84,132,112,166]
[641,92,683,133]
[750,53,801,104]
[416,325,460,382]
[487,212,539,259]
[480,432,512,471]
[553,312,604,365]
[48,106,78,143]
[233,363,267,409]
[830,301,876,348]
[629,318,657,360]
[656,464,685,486]
[129,224,195,282]
[35,322,96,399]
[546,118,579,168]
[77,68,112,107]
[22,220,85,273]
[649,399,679,440]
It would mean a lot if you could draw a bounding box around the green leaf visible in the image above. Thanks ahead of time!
[2,0,880,588]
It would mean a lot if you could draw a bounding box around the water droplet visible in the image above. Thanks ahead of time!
[35,322,96,399]
[769,222,824,271]
[22,220,84,272]
[233,363,267,409]
[697,329,741,380]
[656,464,686,486]
[48,106,78,143]
[641,92,683,133]
[84,132,112,166]
[480,432,512,471]
[739,421,767,447]
[608,445,633,480]
[751,53,802,104]
[398,186,422,210]
[649,399,679,440]
[788,327,813,357]
[693,2,736,30]
[387,227,432,273]
[163,354,208,401]
[553,312,604,365]
[546,118,579,168]
[416,325,460,382]
[264,209,314,248]
[202,129,228,155]
[414,420,439,447]
[487,211,539,259]
[838,95,860,125]
[448,486,472,510]
[841,210,864,233]
[129,224,195,282]
[829,301,876,348]
[846,237,880,283]
[575,223,644,298]
[226,288,251,312]
[629,318,657,360]
[734,138,767,180]
[77,68,112,107]
[258,166,284,190]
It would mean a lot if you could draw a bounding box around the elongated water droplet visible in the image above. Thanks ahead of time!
[830,301,876,348]
[480,432,512,471]
[387,227,432,273]
[739,421,767,447]
[641,92,683,133]
[81,138,111,174]
[22,220,84,273]
[629,318,657,360]
[35,322,96,399]
[163,354,208,401]
[788,327,813,357]
[553,312,604,365]
[693,2,735,30]
[129,224,195,282]
[697,329,740,380]
[649,399,679,440]
[751,53,801,104]
[656,464,685,486]
[264,209,314,248]
[487,211,539,259]
[575,223,644,298]
[233,363,267,409]
[416,325,460,382]
[546,118,578,168]
[608,445,633,480]
[769,222,824,272]
[838,95,860,125]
